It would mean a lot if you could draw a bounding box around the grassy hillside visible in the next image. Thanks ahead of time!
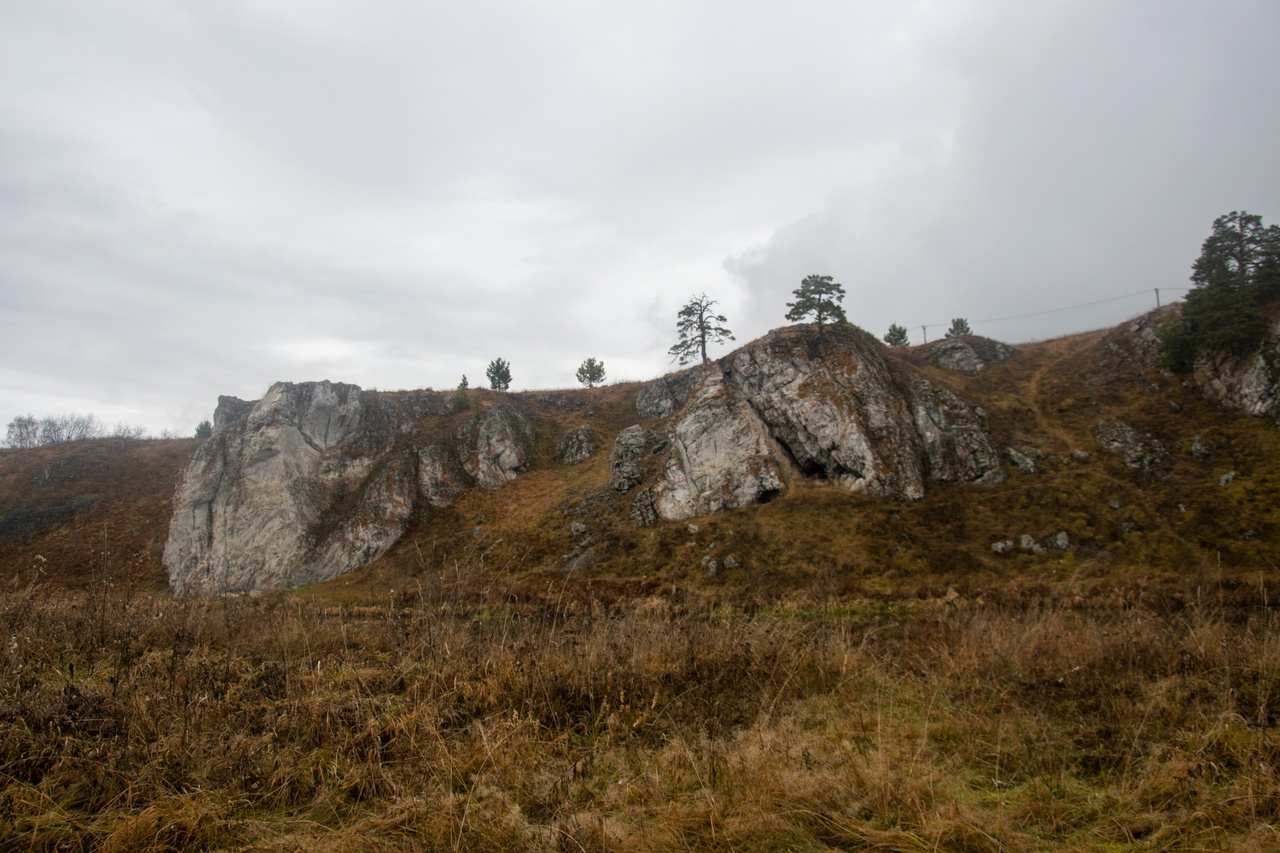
[3,320,1279,599]
[2,319,1279,850]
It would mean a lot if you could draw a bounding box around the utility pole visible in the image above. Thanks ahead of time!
[1155,288,1161,307]
[921,325,928,344]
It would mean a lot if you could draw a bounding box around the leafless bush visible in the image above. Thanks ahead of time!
[4,412,107,447]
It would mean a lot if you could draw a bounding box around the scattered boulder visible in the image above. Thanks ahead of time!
[925,336,1016,375]
[556,424,600,465]
[1044,531,1070,550]
[1093,418,1169,471]
[1006,447,1037,474]
[455,405,535,489]
[1219,470,1237,487]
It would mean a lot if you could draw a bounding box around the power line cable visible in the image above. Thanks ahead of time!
[918,287,1191,331]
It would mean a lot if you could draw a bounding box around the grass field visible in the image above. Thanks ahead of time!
[3,319,1280,849]
[2,570,1278,851]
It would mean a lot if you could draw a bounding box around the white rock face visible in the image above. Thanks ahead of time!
[456,405,534,489]
[164,381,395,595]
[650,369,785,519]
[165,384,537,595]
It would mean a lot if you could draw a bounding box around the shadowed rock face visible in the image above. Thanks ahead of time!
[1100,309,1280,424]
[164,383,534,596]
[1196,320,1280,422]
[620,326,1005,521]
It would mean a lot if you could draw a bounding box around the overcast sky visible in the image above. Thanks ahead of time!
[3,0,1278,436]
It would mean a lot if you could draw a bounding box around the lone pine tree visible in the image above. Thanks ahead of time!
[669,293,735,365]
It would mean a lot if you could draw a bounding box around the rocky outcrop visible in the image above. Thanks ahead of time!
[164,382,536,596]
[164,381,388,596]
[609,426,665,491]
[1093,418,1169,471]
[650,369,785,519]
[636,368,700,419]
[613,325,1004,521]
[1196,320,1280,422]
[925,336,1016,375]
[905,376,1005,487]
[456,405,533,488]
[556,425,599,465]
[1099,309,1280,424]
[167,326,1009,591]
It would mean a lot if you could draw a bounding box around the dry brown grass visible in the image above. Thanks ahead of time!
[2,569,1278,852]
[4,321,1280,849]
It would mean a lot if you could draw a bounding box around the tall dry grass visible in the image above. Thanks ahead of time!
[1,569,1278,851]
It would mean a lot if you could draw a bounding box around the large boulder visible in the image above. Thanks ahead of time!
[617,326,1004,522]
[650,369,785,519]
[455,405,534,489]
[164,381,408,596]
[724,326,1002,500]
[925,336,1016,375]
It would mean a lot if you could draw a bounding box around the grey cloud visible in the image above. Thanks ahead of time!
[2,1,1278,434]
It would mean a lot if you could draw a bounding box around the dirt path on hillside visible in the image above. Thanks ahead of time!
[1025,342,1087,452]
[1023,336,1203,562]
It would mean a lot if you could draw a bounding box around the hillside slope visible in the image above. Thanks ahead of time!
[2,312,1279,602]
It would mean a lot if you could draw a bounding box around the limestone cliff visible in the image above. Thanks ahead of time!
[166,325,1007,594]
[618,325,1004,522]
[164,383,534,595]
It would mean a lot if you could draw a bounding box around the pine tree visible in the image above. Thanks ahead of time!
[451,375,470,411]
[668,294,735,365]
[1161,211,1280,372]
[945,318,972,338]
[576,358,606,388]
[485,358,512,391]
[785,274,847,345]
[883,324,909,346]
